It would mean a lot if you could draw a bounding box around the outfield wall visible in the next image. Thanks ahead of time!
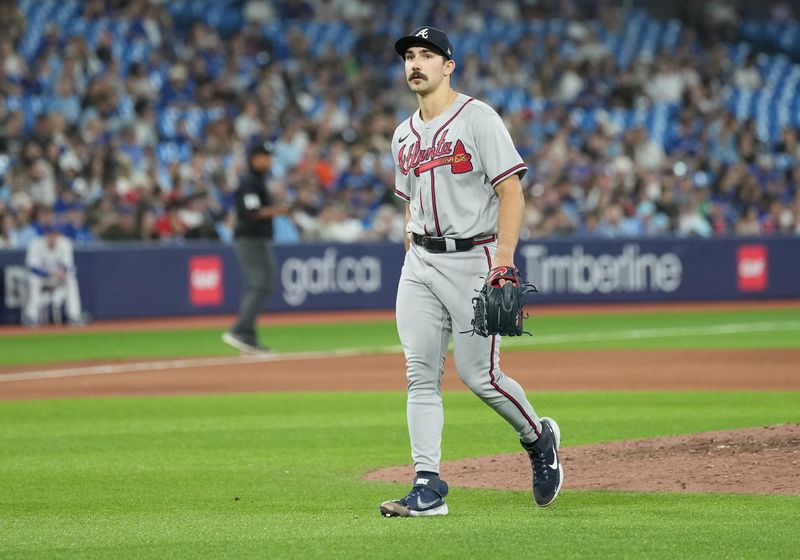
[1,237,798,323]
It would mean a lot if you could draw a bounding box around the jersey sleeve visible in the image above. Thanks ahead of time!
[473,112,528,188]
[58,238,75,272]
[392,128,411,203]
[25,239,48,276]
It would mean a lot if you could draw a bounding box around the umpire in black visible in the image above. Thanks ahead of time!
[223,140,287,354]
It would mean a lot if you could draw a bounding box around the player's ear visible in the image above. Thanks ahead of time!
[444,58,455,76]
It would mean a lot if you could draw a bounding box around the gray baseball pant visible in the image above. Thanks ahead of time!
[395,242,542,474]
[231,237,276,342]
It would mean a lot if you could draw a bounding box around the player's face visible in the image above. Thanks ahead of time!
[250,153,272,172]
[404,46,453,95]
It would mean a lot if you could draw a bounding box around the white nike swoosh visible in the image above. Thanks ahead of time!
[549,458,558,470]
[417,496,440,509]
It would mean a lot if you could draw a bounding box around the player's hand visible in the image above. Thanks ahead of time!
[256,205,291,219]
[275,203,292,216]
[492,251,515,285]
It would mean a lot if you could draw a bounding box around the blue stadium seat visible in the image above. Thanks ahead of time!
[183,108,206,140]
[157,108,179,139]
[156,141,192,166]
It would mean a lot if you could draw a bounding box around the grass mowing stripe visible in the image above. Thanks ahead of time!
[0,322,403,366]
[4,318,799,381]
[1,308,798,366]
[505,319,800,346]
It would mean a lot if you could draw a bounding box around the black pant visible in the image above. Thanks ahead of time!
[231,237,276,344]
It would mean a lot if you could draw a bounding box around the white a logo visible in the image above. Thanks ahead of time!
[416,28,429,39]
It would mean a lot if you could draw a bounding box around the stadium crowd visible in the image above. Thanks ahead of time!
[1,0,799,249]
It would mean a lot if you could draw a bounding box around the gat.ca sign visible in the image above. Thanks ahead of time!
[280,248,382,306]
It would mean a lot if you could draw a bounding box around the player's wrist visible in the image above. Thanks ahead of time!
[492,249,515,268]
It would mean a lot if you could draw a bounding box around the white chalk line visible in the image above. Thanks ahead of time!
[1,321,798,383]
[0,348,401,383]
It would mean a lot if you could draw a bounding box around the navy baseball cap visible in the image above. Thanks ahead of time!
[248,140,274,158]
[395,26,453,60]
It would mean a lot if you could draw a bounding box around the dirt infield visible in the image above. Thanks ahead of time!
[1,348,799,400]
[365,424,800,496]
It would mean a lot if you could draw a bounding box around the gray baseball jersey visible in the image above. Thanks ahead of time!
[24,235,83,325]
[392,93,528,238]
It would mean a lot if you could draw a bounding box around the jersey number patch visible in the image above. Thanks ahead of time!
[244,193,261,210]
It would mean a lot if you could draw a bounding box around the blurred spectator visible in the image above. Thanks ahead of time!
[678,197,713,237]
[314,200,365,242]
[361,203,406,243]
[3,194,38,247]
[630,128,666,172]
[95,204,144,241]
[733,53,762,91]
[646,59,686,104]
[0,201,12,248]
[736,206,762,235]
[155,200,188,241]
[61,203,96,245]
[234,99,265,142]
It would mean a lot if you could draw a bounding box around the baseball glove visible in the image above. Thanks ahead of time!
[465,266,538,337]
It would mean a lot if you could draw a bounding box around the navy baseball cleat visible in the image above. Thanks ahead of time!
[222,332,270,355]
[380,473,449,517]
[521,417,563,507]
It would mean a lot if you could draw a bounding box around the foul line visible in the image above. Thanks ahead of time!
[2,320,799,383]
[0,348,402,383]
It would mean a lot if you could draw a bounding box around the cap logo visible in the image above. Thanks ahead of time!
[416,28,429,39]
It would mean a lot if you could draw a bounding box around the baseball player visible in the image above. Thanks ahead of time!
[379,26,562,518]
[23,225,84,326]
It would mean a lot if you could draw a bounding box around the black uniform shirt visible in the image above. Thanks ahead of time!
[234,170,273,239]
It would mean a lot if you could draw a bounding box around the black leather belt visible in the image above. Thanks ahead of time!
[411,233,495,253]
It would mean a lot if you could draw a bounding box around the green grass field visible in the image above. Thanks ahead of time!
[2,307,799,365]
[1,306,799,558]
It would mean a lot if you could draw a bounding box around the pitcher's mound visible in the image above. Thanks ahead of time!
[365,424,800,496]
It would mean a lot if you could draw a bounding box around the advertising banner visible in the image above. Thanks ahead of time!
[1,237,798,323]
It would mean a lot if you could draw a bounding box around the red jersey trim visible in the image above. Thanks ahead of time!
[394,188,411,202]
[491,163,528,186]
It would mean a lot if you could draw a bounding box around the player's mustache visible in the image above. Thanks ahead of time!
[408,72,426,81]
